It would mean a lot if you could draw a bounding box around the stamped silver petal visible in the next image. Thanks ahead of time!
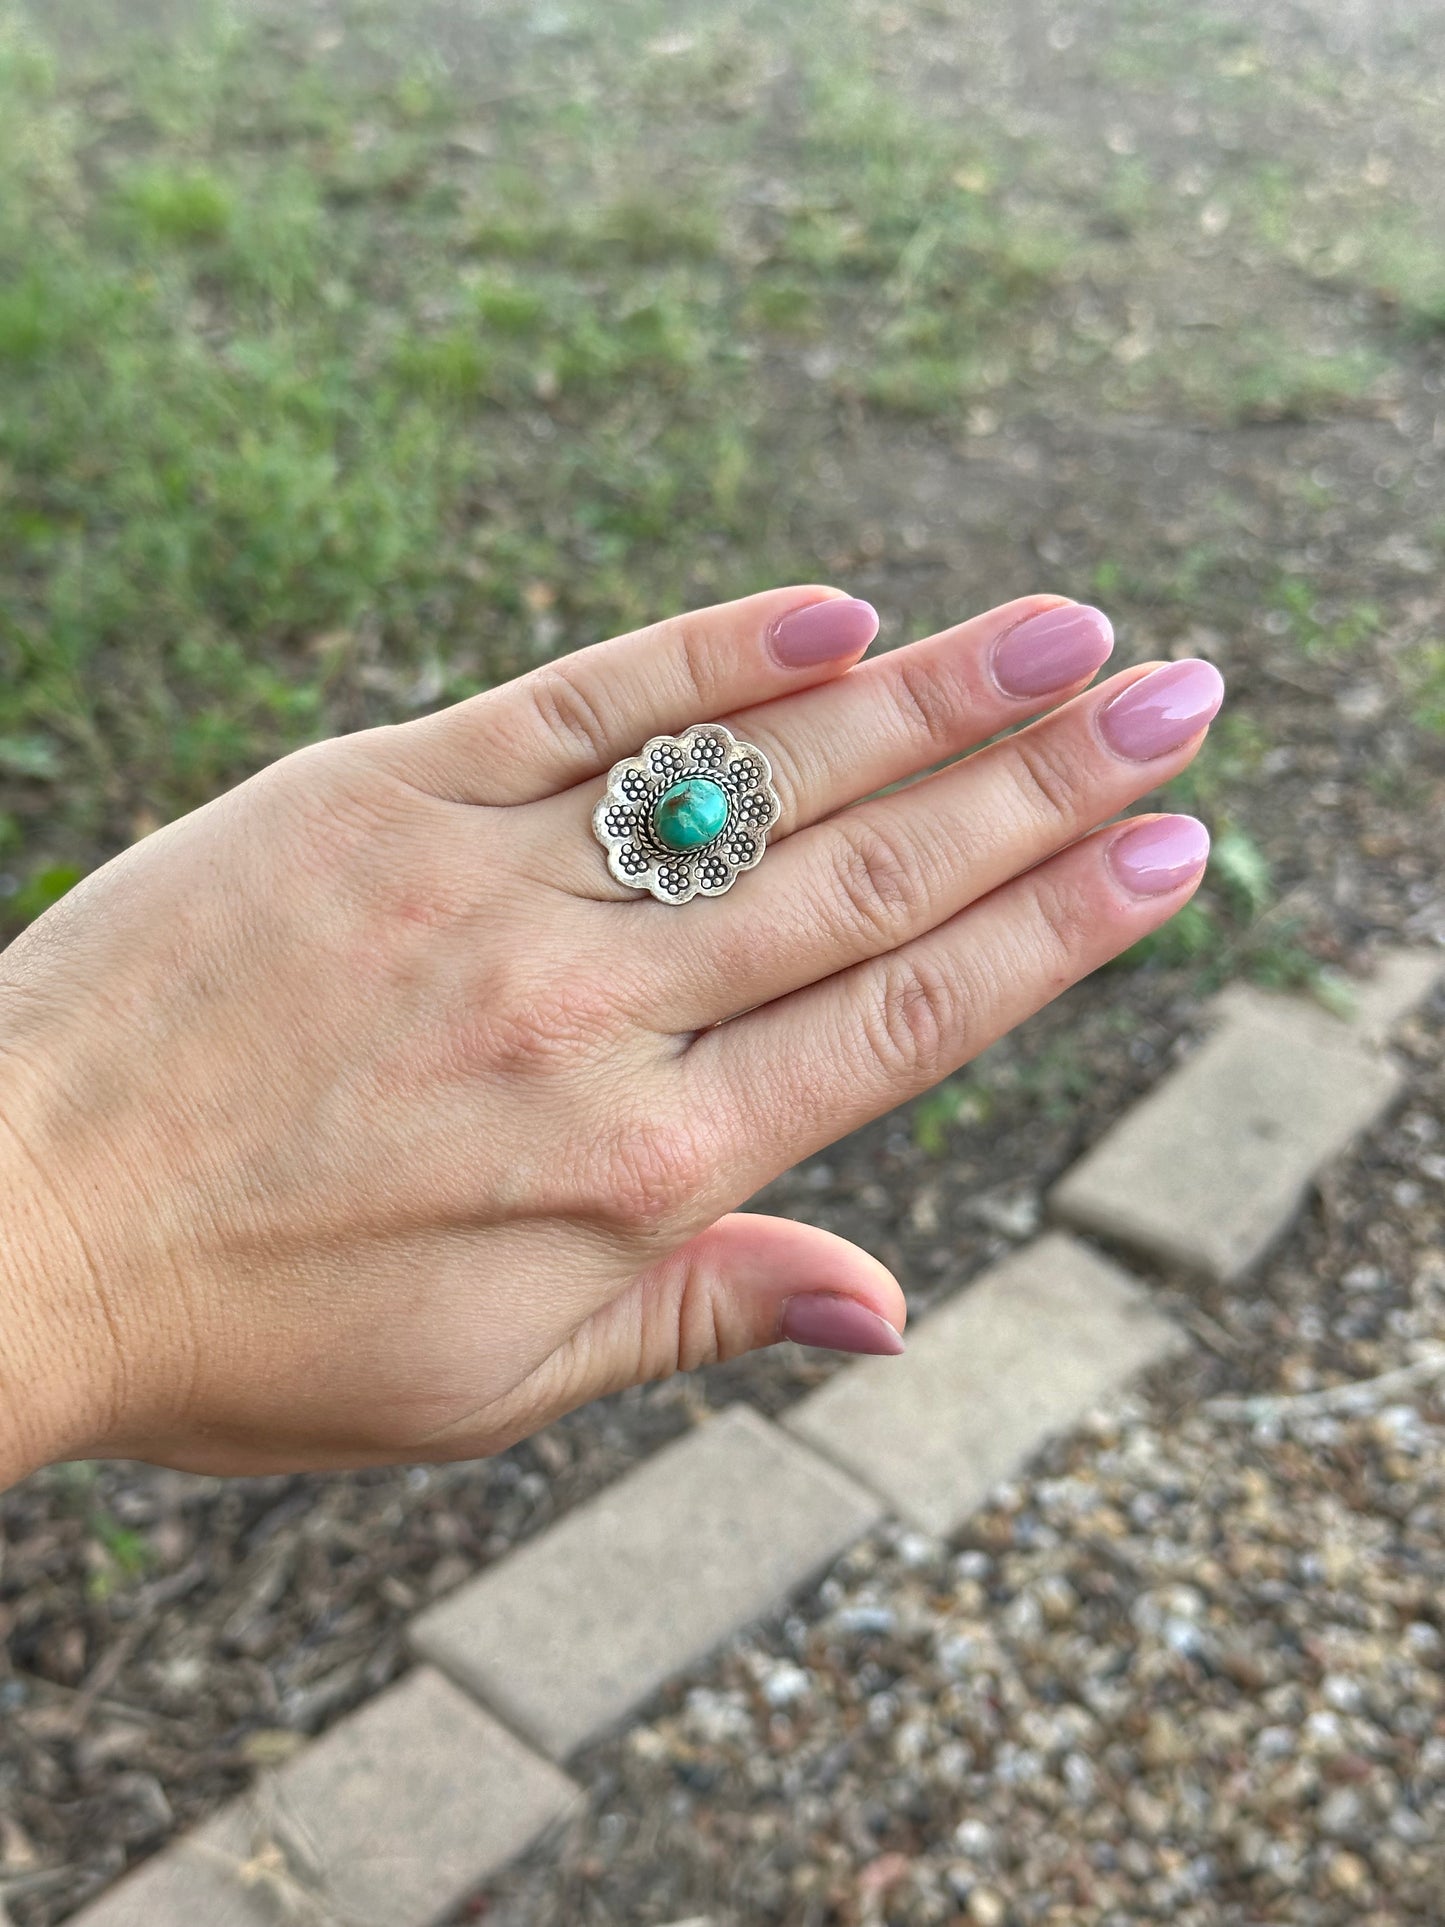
[593,723,781,904]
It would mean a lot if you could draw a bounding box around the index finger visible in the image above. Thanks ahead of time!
[387,585,880,805]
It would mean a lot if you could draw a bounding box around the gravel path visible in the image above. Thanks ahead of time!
[471,996,1445,1927]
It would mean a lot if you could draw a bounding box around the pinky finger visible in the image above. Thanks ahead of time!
[697,813,1211,1185]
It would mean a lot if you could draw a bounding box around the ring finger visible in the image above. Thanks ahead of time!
[693,812,1212,1196]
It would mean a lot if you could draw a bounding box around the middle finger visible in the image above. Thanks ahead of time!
[541,594,1116,900]
[653,655,1224,1027]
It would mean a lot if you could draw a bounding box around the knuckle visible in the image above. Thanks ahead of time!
[671,1256,730,1374]
[588,1112,717,1239]
[1026,871,1097,985]
[266,738,394,838]
[733,724,802,827]
[664,614,716,709]
[832,815,925,948]
[264,751,458,906]
[1007,729,1082,833]
[863,951,960,1082]
[465,977,622,1078]
[890,650,964,754]
[528,661,615,768]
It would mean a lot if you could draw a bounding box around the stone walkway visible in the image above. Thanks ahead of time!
[64,951,1442,1927]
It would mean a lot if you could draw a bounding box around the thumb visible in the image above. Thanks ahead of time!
[555,1213,907,1405]
[421,1216,906,1460]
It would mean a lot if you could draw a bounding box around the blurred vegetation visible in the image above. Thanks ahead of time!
[0,1,1072,873]
[0,0,1440,964]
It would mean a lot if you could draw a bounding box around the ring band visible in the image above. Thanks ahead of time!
[593,723,782,904]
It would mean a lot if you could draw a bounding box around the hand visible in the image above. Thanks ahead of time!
[0,586,1220,1483]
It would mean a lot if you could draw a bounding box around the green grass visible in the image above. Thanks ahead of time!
[1267,579,1384,658]
[119,164,236,244]
[0,4,1077,926]
[0,0,1439,950]
[1097,3,1266,92]
[1238,157,1445,342]
[1408,643,1445,733]
[1089,542,1229,614]
[1347,219,1445,340]
[910,1076,992,1155]
[1223,345,1384,424]
[1129,333,1387,427]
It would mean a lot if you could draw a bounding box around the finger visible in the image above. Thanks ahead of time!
[548,1215,906,1401]
[538,593,1107,900]
[384,586,880,806]
[651,657,1224,1025]
[406,1216,906,1461]
[721,595,1113,838]
[694,813,1211,1194]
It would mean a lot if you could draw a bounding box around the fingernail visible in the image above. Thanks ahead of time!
[1108,814,1211,896]
[991,603,1114,698]
[780,1293,905,1356]
[1099,658,1225,760]
[769,596,879,668]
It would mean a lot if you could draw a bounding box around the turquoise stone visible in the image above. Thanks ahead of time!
[652,777,728,852]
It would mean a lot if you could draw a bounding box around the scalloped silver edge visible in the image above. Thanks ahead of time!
[592,722,782,904]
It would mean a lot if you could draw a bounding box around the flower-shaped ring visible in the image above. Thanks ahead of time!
[592,723,782,904]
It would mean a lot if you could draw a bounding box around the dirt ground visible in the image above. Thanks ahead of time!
[2,0,1444,1922]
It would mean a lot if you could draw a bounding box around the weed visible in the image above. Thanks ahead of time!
[1121,817,1334,1004]
[1122,898,1220,971]
[742,278,824,336]
[599,190,723,265]
[1163,714,1271,816]
[862,354,987,415]
[1097,155,1161,237]
[1088,545,1226,613]
[89,1512,155,1580]
[1408,643,1445,734]
[1209,825,1273,920]
[6,863,84,923]
[1268,579,1382,657]
[1230,348,1382,423]
[1352,221,1445,340]
[41,1461,154,1597]
[390,328,496,402]
[1007,1036,1098,1123]
[472,278,548,339]
[0,732,63,780]
[1166,337,1385,426]
[118,165,234,246]
[911,1077,992,1155]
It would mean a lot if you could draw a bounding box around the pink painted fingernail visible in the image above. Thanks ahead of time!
[991,603,1114,698]
[1108,814,1211,896]
[769,596,879,668]
[780,1294,905,1356]
[1099,658,1224,760]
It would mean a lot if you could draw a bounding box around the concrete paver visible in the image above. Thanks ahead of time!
[1050,996,1403,1281]
[1210,946,1442,1048]
[69,1667,577,1927]
[785,1233,1182,1538]
[410,1406,883,1760]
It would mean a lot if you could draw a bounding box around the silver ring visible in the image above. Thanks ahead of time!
[593,723,782,904]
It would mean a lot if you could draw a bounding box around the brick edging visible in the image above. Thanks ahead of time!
[70,950,1442,1926]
